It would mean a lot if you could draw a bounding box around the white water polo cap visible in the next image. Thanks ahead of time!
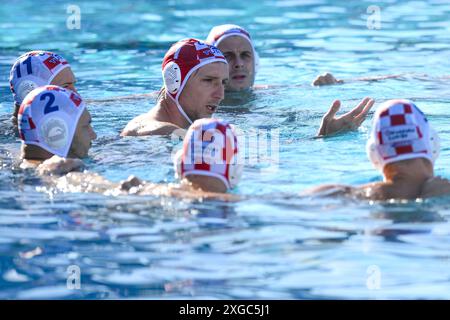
[9,51,70,106]
[18,85,86,157]
[162,39,227,125]
[366,99,440,171]
[206,24,259,73]
[174,118,243,190]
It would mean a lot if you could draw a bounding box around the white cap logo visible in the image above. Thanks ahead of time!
[17,80,38,103]
[40,117,69,150]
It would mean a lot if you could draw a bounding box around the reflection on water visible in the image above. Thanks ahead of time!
[0,0,450,299]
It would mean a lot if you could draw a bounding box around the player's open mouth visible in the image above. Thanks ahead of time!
[232,75,247,80]
[206,104,218,112]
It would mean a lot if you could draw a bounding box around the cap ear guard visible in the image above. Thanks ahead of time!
[39,115,70,152]
[226,125,242,188]
[16,79,39,104]
[366,135,382,171]
[173,149,183,180]
[254,51,260,75]
[14,74,47,105]
[429,128,440,164]
[163,61,181,95]
[18,86,86,158]
[228,158,243,188]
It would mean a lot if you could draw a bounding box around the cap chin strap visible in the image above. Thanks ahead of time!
[228,161,243,188]
[254,51,260,74]
[167,93,193,125]
[176,100,193,125]
[430,128,440,163]
[366,137,382,171]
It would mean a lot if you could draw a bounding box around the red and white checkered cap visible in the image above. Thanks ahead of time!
[173,118,242,189]
[367,99,440,170]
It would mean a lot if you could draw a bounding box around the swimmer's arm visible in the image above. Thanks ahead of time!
[51,171,120,194]
[312,72,450,85]
[311,72,408,86]
[33,158,125,194]
[351,74,406,82]
[254,73,403,88]
[255,73,448,90]
[421,177,450,198]
[130,180,241,201]
[301,184,354,197]
[120,178,242,201]
[35,156,85,176]
[41,170,241,200]
[48,173,144,195]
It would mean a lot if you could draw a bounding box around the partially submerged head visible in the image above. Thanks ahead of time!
[173,118,243,193]
[9,51,76,125]
[366,99,440,180]
[18,85,96,161]
[162,39,229,126]
[206,24,258,92]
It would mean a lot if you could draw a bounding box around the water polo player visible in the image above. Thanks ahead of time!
[205,24,375,136]
[56,119,242,199]
[204,24,391,89]
[9,51,77,127]
[18,85,96,175]
[121,39,229,136]
[206,24,258,92]
[306,99,443,200]
[172,118,242,193]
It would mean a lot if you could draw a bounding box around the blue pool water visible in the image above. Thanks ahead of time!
[1,0,450,299]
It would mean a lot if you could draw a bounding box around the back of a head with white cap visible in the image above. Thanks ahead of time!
[366,99,440,172]
[173,118,243,192]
